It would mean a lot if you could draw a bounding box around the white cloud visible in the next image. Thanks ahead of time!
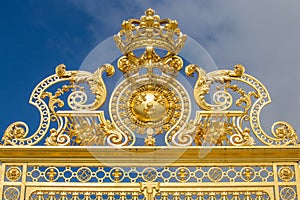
[69,0,300,136]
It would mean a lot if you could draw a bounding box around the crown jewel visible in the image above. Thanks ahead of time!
[114,8,187,55]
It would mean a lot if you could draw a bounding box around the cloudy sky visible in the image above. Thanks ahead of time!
[0,0,299,142]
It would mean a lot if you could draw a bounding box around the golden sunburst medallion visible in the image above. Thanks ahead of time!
[109,72,191,136]
[129,84,174,124]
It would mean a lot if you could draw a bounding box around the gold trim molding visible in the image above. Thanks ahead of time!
[1,146,300,163]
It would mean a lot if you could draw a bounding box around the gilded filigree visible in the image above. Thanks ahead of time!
[68,64,114,111]
[185,64,245,111]
[44,111,130,146]
[2,122,28,145]
[1,9,300,200]
[2,63,116,146]
[45,128,67,146]
[2,8,298,147]
[186,63,298,146]
[42,85,78,114]
[195,120,233,146]
[43,63,114,114]
[168,120,196,146]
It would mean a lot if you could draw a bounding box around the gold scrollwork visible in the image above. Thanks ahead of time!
[44,63,115,113]
[240,74,298,146]
[187,64,298,146]
[2,64,114,146]
[195,120,233,146]
[45,111,129,146]
[185,64,245,111]
[68,64,114,111]
[2,73,61,146]
[2,8,298,147]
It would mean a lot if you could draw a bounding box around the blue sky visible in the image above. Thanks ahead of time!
[0,0,299,143]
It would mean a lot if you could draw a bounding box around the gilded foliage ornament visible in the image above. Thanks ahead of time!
[1,9,300,200]
[1,8,298,147]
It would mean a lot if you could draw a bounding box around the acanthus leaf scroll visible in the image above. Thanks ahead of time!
[1,8,298,147]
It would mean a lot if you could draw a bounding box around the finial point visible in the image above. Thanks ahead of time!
[145,8,155,16]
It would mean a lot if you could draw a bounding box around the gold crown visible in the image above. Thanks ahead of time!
[114,8,187,55]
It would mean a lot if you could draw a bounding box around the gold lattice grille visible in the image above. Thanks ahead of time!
[0,159,299,200]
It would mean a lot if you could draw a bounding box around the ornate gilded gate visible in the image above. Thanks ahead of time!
[1,9,300,200]
[1,148,300,199]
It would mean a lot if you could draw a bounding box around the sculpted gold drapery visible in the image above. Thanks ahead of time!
[0,8,299,200]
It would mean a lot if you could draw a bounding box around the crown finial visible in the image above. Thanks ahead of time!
[145,8,155,16]
[114,8,186,55]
